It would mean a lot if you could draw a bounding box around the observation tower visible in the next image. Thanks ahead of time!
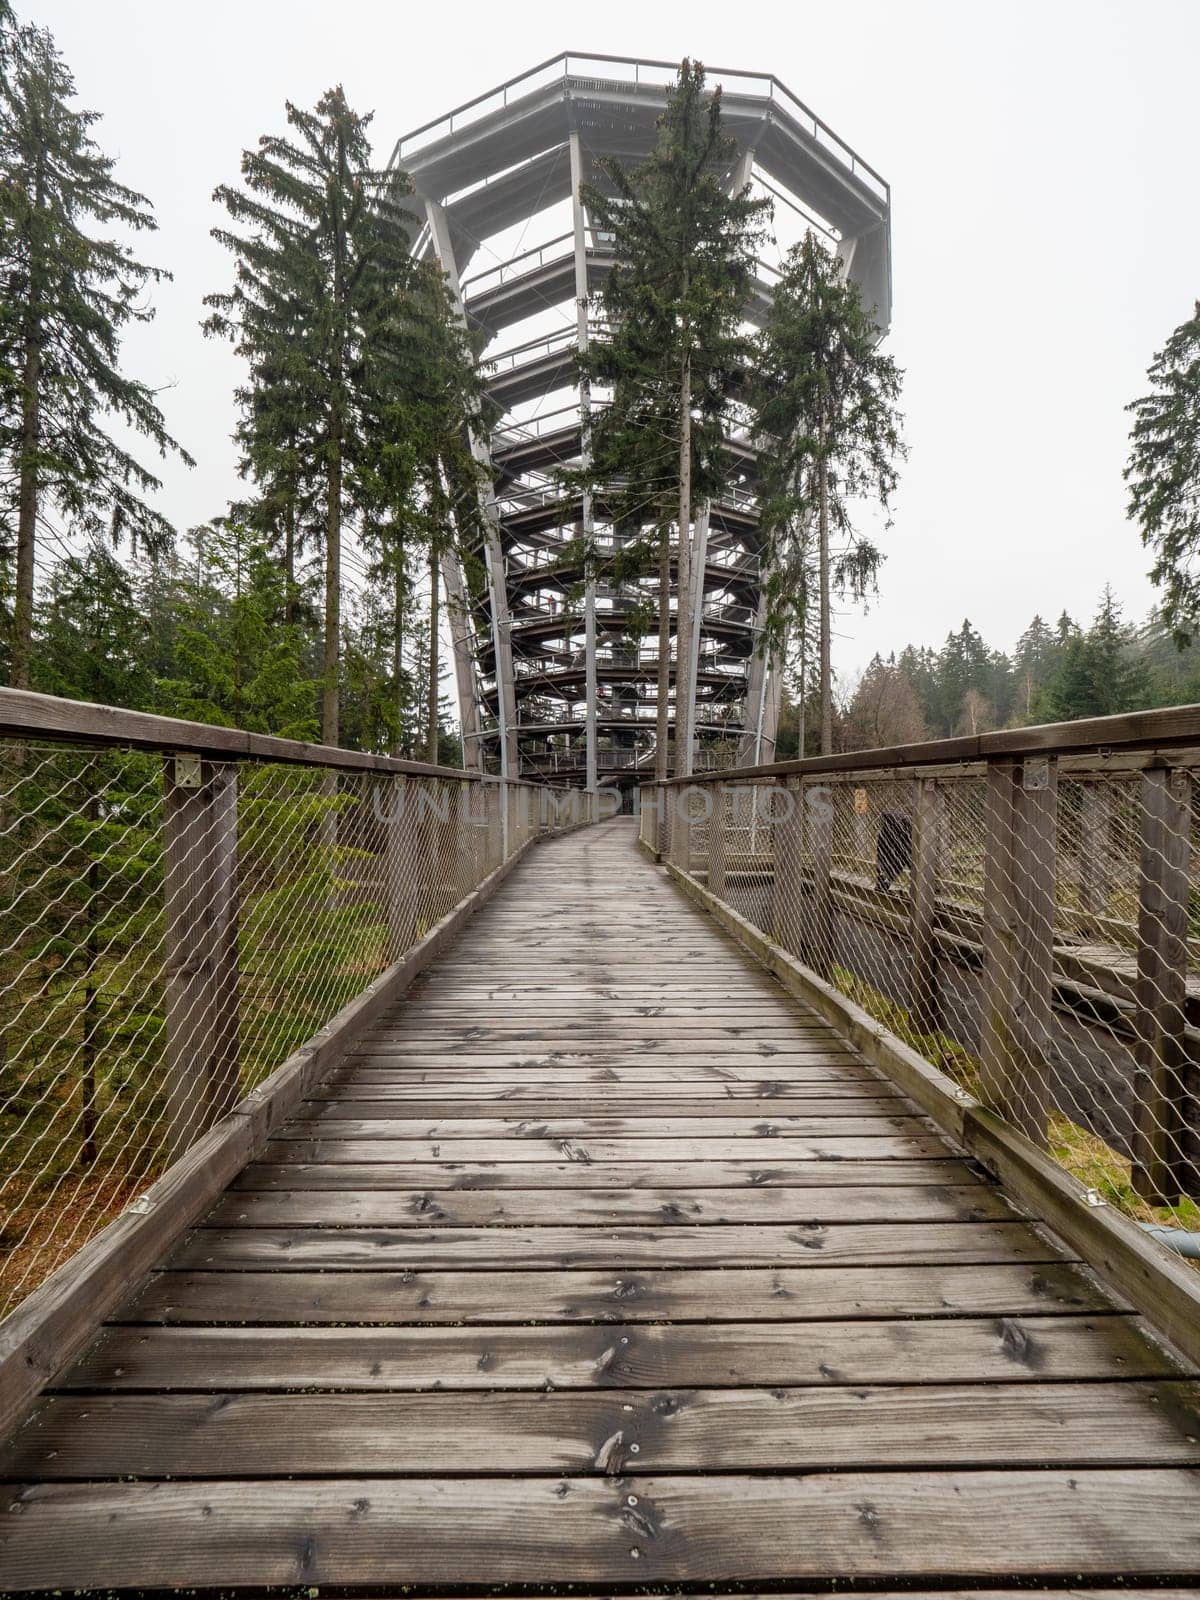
[390,53,891,795]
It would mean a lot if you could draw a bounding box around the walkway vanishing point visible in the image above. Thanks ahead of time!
[2,818,1200,1593]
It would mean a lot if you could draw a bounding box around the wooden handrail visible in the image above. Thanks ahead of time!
[652,702,1200,785]
[0,686,553,785]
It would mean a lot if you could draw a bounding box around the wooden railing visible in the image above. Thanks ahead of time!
[638,702,1200,1362]
[0,687,596,1430]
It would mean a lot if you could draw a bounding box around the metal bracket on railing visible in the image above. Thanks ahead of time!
[1082,1187,1107,1208]
[127,1193,157,1216]
[173,753,203,789]
[1022,758,1051,793]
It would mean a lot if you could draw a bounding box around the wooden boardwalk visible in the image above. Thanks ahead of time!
[2,817,1200,1592]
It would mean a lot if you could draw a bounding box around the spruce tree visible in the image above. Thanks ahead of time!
[157,521,318,737]
[0,9,191,688]
[205,87,414,746]
[753,231,904,753]
[935,619,991,736]
[578,60,769,776]
[1125,301,1200,644]
[1014,614,1055,720]
[34,542,151,707]
[366,256,487,763]
[1084,585,1140,716]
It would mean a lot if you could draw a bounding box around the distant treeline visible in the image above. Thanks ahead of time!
[777,586,1200,756]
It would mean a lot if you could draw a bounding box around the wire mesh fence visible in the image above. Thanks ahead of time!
[641,747,1200,1263]
[0,730,589,1319]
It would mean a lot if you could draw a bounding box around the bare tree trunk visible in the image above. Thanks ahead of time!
[11,151,45,693]
[797,614,807,760]
[426,526,440,766]
[655,527,671,781]
[322,449,341,747]
[393,538,407,757]
[12,326,41,692]
[675,345,693,779]
[818,443,832,756]
[283,497,297,627]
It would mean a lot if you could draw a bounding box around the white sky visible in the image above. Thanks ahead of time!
[29,0,1200,673]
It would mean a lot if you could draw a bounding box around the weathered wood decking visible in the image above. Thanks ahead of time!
[2,817,1200,1592]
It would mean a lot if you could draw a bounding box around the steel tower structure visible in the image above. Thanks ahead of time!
[391,53,891,795]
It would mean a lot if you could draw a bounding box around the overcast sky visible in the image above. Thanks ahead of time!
[29,0,1200,672]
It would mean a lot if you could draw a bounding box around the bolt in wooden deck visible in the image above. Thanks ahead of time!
[2,818,1200,1593]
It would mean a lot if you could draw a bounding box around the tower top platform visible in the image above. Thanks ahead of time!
[391,50,891,332]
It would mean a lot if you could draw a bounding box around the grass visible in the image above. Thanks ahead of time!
[1048,1116,1200,1233]
[832,964,1200,1265]
[0,1168,144,1314]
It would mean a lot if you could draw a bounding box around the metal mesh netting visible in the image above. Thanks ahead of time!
[0,747,585,1317]
[653,759,1200,1257]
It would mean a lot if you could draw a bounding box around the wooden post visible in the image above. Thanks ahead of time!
[466,781,491,893]
[806,781,835,980]
[708,782,727,899]
[385,775,419,962]
[162,756,240,1160]
[669,783,695,873]
[1131,766,1192,1203]
[1079,780,1114,936]
[771,781,801,949]
[658,782,673,863]
[648,784,661,856]
[910,777,944,1037]
[979,757,1058,1146]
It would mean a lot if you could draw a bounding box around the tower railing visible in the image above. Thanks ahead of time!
[393,52,890,202]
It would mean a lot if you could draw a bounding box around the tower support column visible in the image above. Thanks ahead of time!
[425,197,518,781]
[569,130,599,796]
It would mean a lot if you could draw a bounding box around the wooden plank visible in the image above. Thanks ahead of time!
[334,1063,881,1083]
[350,1046,865,1062]
[404,972,793,985]
[281,1113,929,1139]
[317,1081,897,1101]
[59,1315,1176,1391]
[346,1050,867,1067]
[3,1470,1199,1589]
[362,1025,838,1039]
[167,1220,1059,1270]
[232,1158,976,1191]
[116,1260,1121,1326]
[263,1135,956,1163]
[395,985,825,998]
[10,1381,1200,1479]
[300,1098,910,1120]
[203,1183,1014,1229]
[387,1006,825,1020]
